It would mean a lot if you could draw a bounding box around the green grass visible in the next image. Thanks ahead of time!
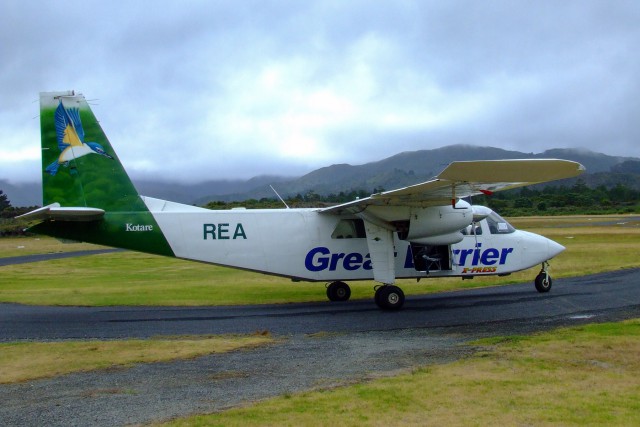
[0,236,105,258]
[1,214,639,306]
[0,334,274,384]
[3,217,639,425]
[157,319,640,426]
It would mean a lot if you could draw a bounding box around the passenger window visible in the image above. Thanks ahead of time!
[332,219,366,239]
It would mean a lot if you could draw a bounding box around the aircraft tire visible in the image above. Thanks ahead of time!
[373,285,383,307]
[326,281,351,302]
[375,285,405,310]
[534,273,552,293]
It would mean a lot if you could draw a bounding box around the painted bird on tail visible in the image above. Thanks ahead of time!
[45,101,113,175]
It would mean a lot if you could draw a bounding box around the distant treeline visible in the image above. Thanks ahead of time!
[2,180,639,237]
[0,211,35,237]
[203,188,383,210]
[204,180,640,216]
[474,180,639,216]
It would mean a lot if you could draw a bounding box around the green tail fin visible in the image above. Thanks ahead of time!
[40,91,146,212]
[35,91,174,257]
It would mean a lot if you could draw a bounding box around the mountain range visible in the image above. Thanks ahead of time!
[3,145,639,207]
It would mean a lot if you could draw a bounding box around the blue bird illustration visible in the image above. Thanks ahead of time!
[45,102,114,175]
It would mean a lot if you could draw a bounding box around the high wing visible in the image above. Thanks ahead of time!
[320,159,585,215]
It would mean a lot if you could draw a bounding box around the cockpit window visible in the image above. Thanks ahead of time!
[332,219,366,239]
[486,211,516,234]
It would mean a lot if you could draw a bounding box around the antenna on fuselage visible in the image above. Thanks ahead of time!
[270,185,290,209]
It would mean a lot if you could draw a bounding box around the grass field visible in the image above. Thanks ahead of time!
[158,319,640,426]
[0,236,102,257]
[2,215,639,425]
[0,334,274,384]
[1,215,639,306]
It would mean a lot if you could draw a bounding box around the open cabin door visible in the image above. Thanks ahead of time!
[409,243,452,273]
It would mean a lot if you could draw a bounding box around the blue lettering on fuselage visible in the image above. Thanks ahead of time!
[304,245,515,272]
[452,244,514,266]
[305,247,372,272]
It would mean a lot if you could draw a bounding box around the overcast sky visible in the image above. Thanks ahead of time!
[1,0,639,184]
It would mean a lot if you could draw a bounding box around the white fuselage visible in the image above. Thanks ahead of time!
[142,197,563,282]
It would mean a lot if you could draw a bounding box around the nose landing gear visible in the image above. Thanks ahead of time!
[534,261,552,293]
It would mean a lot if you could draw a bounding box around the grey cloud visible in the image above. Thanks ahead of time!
[1,0,639,185]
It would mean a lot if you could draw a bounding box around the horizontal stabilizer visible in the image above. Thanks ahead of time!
[17,203,105,224]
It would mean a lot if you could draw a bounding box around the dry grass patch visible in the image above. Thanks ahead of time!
[510,214,640,229]
[0,334,274,384]
[158,319,640,426]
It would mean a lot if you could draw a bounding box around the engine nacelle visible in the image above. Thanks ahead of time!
[406,200,472,244]
[472,205,492,222]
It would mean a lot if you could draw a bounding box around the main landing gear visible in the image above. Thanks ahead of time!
[374,285,405,310]
[534,261,552,293]
[326,281,406,310]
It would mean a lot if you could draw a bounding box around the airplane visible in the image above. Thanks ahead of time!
[19,91,586,310]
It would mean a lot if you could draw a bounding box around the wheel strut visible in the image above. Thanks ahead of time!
[534,261,552,293]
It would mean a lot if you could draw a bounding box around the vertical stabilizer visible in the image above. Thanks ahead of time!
[40,91,146,212]
[34,91,174,256]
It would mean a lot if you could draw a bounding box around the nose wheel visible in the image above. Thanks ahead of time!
[534,261,552,293]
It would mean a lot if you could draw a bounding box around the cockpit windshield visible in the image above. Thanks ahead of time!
[486,210,516,234]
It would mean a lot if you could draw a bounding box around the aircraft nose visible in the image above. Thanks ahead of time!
[546,238,565,259]
[519,231,565,265]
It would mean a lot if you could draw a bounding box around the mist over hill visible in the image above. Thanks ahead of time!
[196,145,639,204]
[0,180,40,207]
[3,145,639,207]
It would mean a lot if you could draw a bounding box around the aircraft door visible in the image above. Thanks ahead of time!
[408,243,451,273]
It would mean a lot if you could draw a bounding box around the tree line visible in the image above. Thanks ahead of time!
[0,190,37,236]
[2,181,639,236]
[475,180,639,216]
[203,180,639,215]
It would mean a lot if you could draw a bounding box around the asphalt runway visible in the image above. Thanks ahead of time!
[1,269,639,426]
[2,268,639,341]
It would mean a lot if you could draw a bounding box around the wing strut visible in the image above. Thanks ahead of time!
[358,215,396,285]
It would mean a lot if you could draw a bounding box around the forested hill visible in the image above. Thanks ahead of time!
[3,145,639,207]
[198,145,640,203]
